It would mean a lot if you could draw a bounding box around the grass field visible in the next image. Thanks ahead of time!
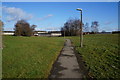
[71,34,120,78]
[2,36,64,78]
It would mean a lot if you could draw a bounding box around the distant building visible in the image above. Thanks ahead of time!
[98,32,112,34]
[83,32,90,35]
[34,31,48,36]
[3,30,62,37]
[48,31,62,37]
[34,31,62,37]
[3,31,14,35]
[83,32,112,34]
[112,31,120,34]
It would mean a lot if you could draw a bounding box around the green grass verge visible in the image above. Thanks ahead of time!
[70,34,120,78]
[2,36,64,78]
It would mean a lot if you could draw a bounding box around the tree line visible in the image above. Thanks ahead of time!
[61,18,99,36]
[1,18,99,37]
[1,19,37,37]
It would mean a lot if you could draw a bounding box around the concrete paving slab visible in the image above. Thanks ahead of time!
[49,39,84,78]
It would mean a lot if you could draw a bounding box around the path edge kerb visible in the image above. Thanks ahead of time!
[70,39,91,79]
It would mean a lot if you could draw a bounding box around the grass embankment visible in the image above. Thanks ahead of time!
[2,36,64,78]
[71,34,119,78]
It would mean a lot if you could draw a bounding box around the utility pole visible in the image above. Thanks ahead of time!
[76,8,83,47]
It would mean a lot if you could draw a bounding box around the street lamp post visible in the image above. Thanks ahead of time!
[76,8,83,47]
[64,28,65,39]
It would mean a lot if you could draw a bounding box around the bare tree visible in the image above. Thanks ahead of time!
[14,20,36,36]
[83,23,89,32]
[61,18,82,36]
[31,25,37,36]
[91,21,99,33]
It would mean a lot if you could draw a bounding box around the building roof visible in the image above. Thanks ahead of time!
[3,31,14,33]
[34,31,47,32]
[48,31,61,33]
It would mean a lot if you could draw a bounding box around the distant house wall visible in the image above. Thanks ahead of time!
[3,31,14,35]
[83,32,90,35]
[35,31,62,37]
[38,33,51,36]
[51,33,62,36]
[3,31,62,36]
[3,33,14,35]
[38,32,47,33]
[34,31,48,36]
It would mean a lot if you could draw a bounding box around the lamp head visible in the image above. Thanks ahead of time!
[76,8,82,11]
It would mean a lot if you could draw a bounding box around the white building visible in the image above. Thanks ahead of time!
[48,31,62,37]
[35,31,62,37]
[51,33,62,37]
[3,31,62,37]
[34,31,50,36]
[3,31,14,35]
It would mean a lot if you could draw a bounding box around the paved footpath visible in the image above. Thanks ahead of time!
[49,39,83,78]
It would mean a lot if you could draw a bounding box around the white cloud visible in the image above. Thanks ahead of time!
[2,6,33,22]
[37,14,53,21]
[47,14,53,17]
[104,21,113,25]
[35,26,60,31]
[46,27,60,31]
